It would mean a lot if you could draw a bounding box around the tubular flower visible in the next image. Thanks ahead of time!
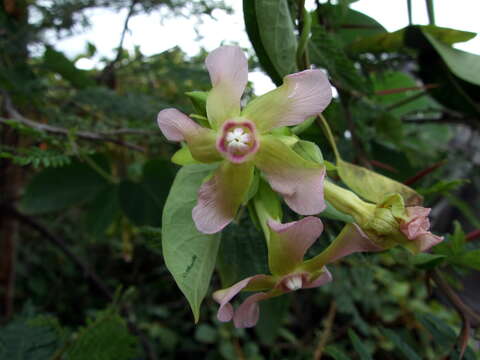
[157,46,332,234]
[213,217,332,328]
[323,181,443,254]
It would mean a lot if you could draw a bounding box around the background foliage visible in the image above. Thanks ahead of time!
[1,0,480,359]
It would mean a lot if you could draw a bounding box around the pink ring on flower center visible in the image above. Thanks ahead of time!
[216,119,259,163]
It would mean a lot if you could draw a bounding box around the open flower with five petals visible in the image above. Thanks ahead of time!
[213,216,332,328]
[157,46,332,234]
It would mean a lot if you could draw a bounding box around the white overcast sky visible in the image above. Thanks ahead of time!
[53,0,480,93]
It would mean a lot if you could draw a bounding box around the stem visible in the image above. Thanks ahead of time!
[407,0,413,25]
[313,301,337,360]
[296,5,311,70]
[425,0,435,25]
[317,114,341,161]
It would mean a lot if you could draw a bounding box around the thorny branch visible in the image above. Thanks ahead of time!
[313,301,337,360]
[0,90,148,152]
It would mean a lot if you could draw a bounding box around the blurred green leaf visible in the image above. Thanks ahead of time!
[417,179,467,196]
[382,328,422,360]
[43,46,95,89]
[162,164,221,322]
[0,316,59,360]
[255,295,291,345]
[119,159,176,226]
[86,185,120,238]
[348,329,372,360]
[64,308,139,360]
[20,155,109,214]
[413,253,446,269]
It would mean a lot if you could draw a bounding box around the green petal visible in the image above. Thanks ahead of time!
[185,128,223,163]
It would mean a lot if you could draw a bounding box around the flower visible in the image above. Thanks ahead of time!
[399,206,443,252]
[213,216,332,328]
[157,46,332,234]
[323,181,443,255]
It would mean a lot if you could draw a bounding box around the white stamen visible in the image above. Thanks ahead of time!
[226,127,251,151]
[285,276,303,291]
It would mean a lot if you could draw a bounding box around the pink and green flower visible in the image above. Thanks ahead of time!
[213,216,331,328]
[157,46,332,234]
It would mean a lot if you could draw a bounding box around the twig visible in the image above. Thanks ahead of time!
[465,229,480,242]
[403,161,446,186]
[3,205,113,299]
[386,91,428,111]
[313,301,337,360]
[431,269,480,358]
[0,90,146,152]
[375,84,437,96]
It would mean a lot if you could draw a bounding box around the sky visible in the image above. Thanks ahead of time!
[53,0,480,94]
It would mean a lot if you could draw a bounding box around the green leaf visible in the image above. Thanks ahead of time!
[310,24,369,93]
[372,71,439,118]
[243,0,282,84]
[382,328,422,360]
[20,155,109,214]
[422,30,480,86]
[255,296,291,345]
[86,185,120,238]
[348,25,475,55]
[450,249,480,271]
[337,159,423,206]
[217,215,268,287]
[43,46,95,89]
[348,329,372,360]
[64,308,139,360]
[412,253,446,269]
[119,159,176,227]
[315,4,386,46]
[324,345,351,360]
[162,164,221,322]
[417,179,468,196]
[0,316,59,360]
[185,91,208,117]
[254,0,298,79]
[171,146,199,166]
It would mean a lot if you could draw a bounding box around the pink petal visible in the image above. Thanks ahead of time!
[157,108,201,142]
[157,108,221,163]
[242,69,332,132]
[327,224,382,263]
[212,275,273,323]
[400,206,432,239]
[205,46,248,128]
[192,161,253,234]
[254,135,326,215]
[267,217,323,275]
[303,267,333,289]
[303,224,382,271]
[233,292,275,328]
[415,233,444,252]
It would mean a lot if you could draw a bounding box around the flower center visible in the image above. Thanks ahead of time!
[226,127,251,151]
[216,119,259,164]
[285,276,303,291]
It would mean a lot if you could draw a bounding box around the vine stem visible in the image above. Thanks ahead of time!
[317,114,341,161]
